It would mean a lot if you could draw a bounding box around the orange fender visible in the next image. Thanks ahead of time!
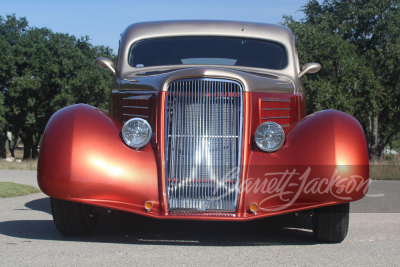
[38,104,160,214]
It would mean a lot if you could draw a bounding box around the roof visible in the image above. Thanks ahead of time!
[117,20,299,85]
[121,20,294,44]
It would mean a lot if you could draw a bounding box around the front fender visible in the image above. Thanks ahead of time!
[244,109,369,214]
[37,104,159,212]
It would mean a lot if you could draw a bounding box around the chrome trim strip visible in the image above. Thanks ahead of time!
[261,108,290,111]
[123,95,152,100]
[168,135,239,138]
[169,212,236,217]
[280,124,290,127]
[261,99,291,102]
[262,116,290,119]
[165,78,243,212]
[123,106,149,109]
[123,113,148,118]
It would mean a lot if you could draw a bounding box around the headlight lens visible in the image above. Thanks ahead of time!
[255,122,285,152]
[122,118,152,149]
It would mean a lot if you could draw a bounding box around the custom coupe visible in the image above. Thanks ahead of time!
[38,21,369,243]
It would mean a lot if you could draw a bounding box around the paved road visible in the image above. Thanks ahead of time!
[0,170,39,188]
[0,170,399,266]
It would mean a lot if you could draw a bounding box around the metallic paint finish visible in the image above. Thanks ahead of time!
[38,94,369,221]
[243,108,369,216]
[260,100,292,126]
[120,67,295,93]
[118,21,298,85]
[38,104,160,213]
[258,93,300,126]
[113,21,322,97]
[298,62,321,78]
[156,92,169,214]
[39,20,369,222]
[245,92,368,211]
[123,95,152,123]
[95,57,116,75]
[38,99,368,220]
[237,92,252,215]
[111,91,158,129]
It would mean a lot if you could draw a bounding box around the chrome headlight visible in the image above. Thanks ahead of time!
[255,122,285,152]
[122,118,152,149]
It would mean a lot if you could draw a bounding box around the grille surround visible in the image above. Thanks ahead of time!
[165,78,243,212]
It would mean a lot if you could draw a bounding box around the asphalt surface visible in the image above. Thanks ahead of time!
[0,170,39,188]
[0,170,399,266]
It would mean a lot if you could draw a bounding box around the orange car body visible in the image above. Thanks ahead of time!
[38,21,369,221]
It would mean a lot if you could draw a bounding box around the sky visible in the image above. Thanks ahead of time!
[1,0,317,53]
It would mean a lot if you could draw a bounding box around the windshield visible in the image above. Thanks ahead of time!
[128,37,287,70]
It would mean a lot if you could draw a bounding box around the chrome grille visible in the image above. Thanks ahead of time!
[165,79,243,211]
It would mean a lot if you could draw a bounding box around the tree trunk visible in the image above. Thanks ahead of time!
[369,116,379,161]
[23,144,31,159]
[8,142,13,158]
[31,133,42,159]
[9,136,20,158]
[31,142,39,159]
[22,135,33,160]
[8,132,21,158]
[0,131,6,158]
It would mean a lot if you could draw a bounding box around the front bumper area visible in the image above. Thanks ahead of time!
[38,102,369,221]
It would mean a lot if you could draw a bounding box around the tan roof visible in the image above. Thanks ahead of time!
[121,20,294,44]
[117,20,299,87]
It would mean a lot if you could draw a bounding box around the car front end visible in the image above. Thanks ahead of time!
[38,21,369,242]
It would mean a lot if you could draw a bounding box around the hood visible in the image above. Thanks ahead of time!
[120,66,295,93]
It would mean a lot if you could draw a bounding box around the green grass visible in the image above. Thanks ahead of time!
[0,159,38,171]
[1,147,38,171]
[370,165,400,180]
[370,154,400,180]
[0,182,41,198]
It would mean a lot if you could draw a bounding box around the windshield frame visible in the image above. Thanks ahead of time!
[127,36,288,71]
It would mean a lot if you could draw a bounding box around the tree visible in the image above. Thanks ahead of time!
[0,93,6,158]
[0,15,28,158]
[283,0,400,160]
[69,36,115,112]
[1,14,115,159]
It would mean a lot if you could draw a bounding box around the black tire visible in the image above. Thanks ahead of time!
[312,203,350,243]
[50,197,100,236]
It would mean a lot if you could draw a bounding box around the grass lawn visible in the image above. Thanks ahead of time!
[0,160,38,171]
[370,167,400,180]
[0,182,41,198]
[370,155,400,180]
[1,147,37,170]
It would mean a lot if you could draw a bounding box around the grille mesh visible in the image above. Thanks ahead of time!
[165,79,243,211]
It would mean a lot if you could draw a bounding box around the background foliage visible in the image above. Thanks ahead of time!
[283,0,400,160]
[0,14,115,159]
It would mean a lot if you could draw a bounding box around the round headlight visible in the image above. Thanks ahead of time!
[255,122,285,152]
[122,118,152,149]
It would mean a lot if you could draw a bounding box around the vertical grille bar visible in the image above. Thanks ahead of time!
[165,78,243,211]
